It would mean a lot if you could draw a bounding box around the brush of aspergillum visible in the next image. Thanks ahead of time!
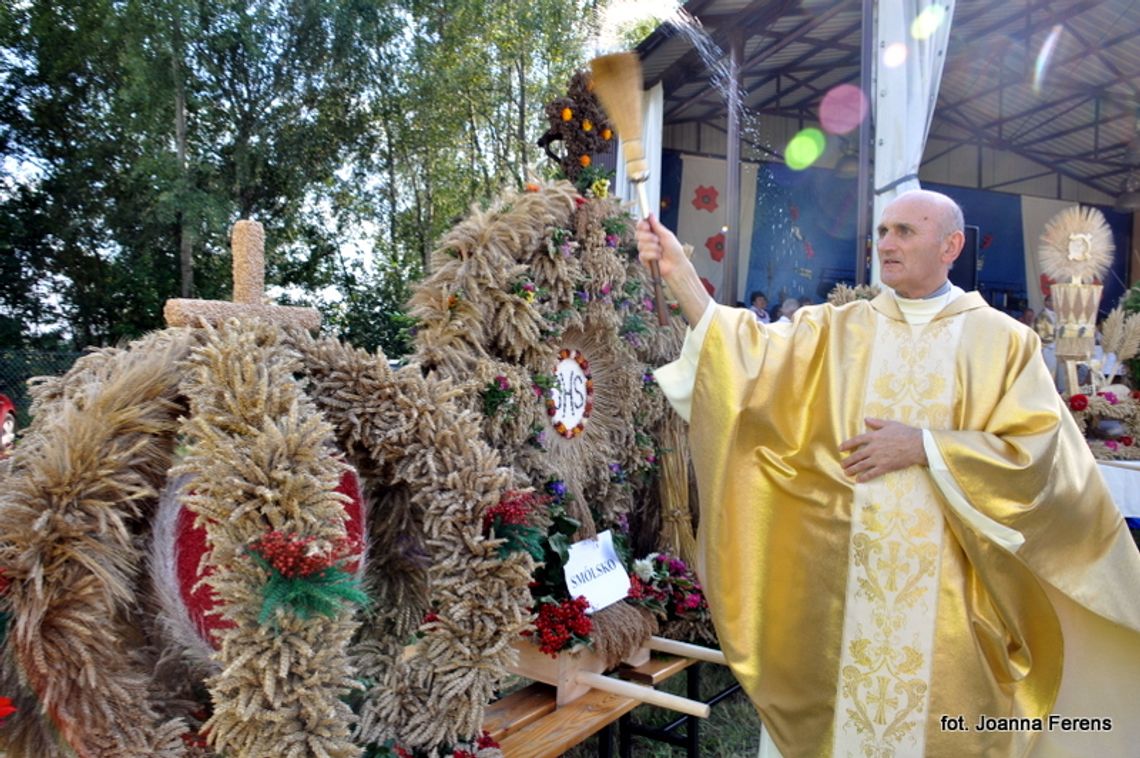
[590,51,670,326]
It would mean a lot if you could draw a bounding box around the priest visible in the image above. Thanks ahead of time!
[636,189,1140,757]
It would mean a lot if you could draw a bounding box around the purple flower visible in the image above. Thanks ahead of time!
[600,283,612,296]
[1106,440,1120,451]
[616,513,629,533]
[576,291,591,302]
[559,241,574,257]
[547,480,567,498]
[1101,391,1119,405]
[605,234,620,247]
[495,375,509,391]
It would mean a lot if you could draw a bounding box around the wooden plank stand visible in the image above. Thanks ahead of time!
[506,636,725,719]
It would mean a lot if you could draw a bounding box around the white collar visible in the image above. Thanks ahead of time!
[892,284,965,325]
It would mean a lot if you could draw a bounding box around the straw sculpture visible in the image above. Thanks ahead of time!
[407,177,706,662]
[0,317,532,757]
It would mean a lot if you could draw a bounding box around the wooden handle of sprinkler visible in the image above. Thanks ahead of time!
[633,180,670,325]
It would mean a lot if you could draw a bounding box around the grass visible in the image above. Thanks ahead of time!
[558,663,762,757]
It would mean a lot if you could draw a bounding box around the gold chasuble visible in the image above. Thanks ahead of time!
[686,292,1140,758]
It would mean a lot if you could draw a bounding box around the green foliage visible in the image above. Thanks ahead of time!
[252,554,370,626]
[0,0,592,352]
[529,496,580,605]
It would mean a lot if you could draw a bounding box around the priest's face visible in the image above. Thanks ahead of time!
[876,193,964,298]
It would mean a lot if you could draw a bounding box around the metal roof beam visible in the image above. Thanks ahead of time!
[650,0,801,95]
[934,108,1118,196]
[664,2,845,121]
[742,19,864,112]
[940,1,1118,111]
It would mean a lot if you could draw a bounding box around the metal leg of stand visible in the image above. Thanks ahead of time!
[618,712,633,758]
[598,723,614,758]
[686,663,701,758]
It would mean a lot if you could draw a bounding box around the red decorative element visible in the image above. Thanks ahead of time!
[705,232,726,262]
[1069,394,1089,411]
[1040,274,1053,297]
[691,185,719,213]
[804,240,815,259]
[699,276,716,296]
[483,490,550,533]
[525,596,593,656]
[789,203,799,222]
[1122,436,1134,447]
[0,696,16,722]
[177,467,366,648]
[477,731,500,749]
[980,232,994,250]
[574,196,588,206]
[248,530,363,579]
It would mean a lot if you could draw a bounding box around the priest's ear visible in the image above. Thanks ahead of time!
[940,229,965,266]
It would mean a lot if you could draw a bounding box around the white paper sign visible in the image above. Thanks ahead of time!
[563,530,630,613]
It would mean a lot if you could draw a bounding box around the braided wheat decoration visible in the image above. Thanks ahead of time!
[173,320,363,758]
[292,331,533,752]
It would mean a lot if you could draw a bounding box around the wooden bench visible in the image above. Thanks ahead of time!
[484,655,698,757]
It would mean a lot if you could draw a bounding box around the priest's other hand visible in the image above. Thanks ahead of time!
[636,214,687,279]
[838,418,927,482]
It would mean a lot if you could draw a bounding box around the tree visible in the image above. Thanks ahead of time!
[0,0,594,351]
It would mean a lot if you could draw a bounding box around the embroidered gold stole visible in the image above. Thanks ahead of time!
[689,294,1140,758]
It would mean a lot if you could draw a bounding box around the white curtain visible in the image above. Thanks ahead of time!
[615,82,663,217]
[871,0,956,283]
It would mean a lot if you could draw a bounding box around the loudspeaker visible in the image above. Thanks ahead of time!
[949,224,979,292]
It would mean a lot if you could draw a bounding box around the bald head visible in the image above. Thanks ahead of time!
[876,189,967,298]
[890,189,964,237]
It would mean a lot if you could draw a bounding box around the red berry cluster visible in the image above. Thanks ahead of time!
[525,596,592,656]
[627,574,668,604]
[482,489,550,532]
[248,531,363,578]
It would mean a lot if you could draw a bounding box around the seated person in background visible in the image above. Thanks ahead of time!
[748,291,770,323]
[775,297,800,323]
[1020,307,1035,326]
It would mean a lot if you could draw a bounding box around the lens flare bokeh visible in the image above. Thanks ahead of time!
[819,84,869,135]
[883,42,908,68]
[911,5,947,41]
[1033,25,1063,94]
[785,128,827,170]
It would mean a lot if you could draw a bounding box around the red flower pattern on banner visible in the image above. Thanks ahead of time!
[692,185,719,212]
[804,240,815,259]
[699,276,716,296]
[705,233,726,262]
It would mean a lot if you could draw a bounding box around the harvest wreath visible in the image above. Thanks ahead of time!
[407,177,710,657]
[0,320,533,758]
